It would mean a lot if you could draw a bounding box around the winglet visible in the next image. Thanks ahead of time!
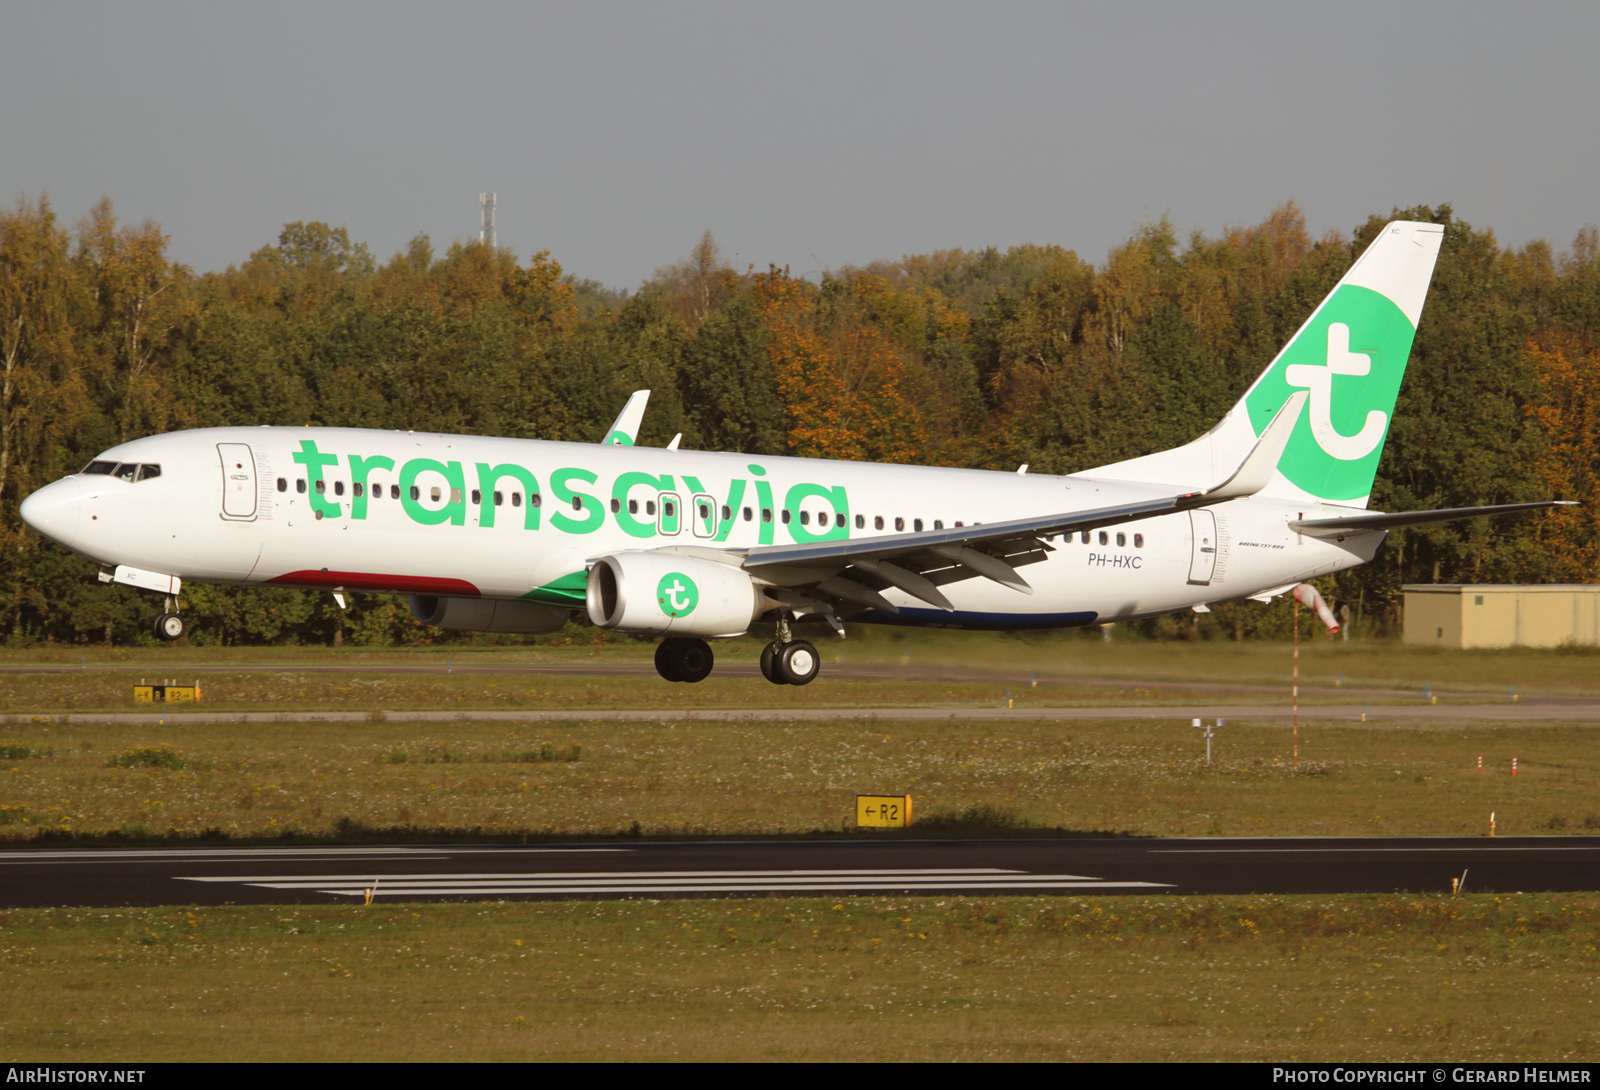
[602,390,650,446]
[1203,392,1306,502]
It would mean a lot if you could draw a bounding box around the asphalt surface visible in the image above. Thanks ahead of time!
[5,837,1598,907]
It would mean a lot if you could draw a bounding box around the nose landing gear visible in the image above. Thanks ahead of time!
[152,595,185,642]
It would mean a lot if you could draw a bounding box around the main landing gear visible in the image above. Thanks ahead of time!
[655,636,714,683]
[651,617,822,687]
[152,595,185,642]
[758,613,819,687]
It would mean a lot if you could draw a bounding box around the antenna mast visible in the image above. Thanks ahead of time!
[478,192,496,250]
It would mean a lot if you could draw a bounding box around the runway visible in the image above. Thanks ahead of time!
[5,836,1598,907]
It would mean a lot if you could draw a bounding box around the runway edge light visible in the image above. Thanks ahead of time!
[856,795,912,829]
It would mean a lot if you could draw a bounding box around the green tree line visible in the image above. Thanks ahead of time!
[2,197,1596,646]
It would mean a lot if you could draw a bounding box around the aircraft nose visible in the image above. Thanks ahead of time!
[19,477,85,550]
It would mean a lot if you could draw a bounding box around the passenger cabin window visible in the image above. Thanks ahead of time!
[353,483,363,498]
[409,486,420,501]
[610,498,622,514]
[913,519,923,532]
[799,510,810,526]
[1133,534,1144,548]
[874,516,884,530]
[390,485,399,499]
[743,507,753,521]
[1081,531,1090,544]
[529,493,539,507]
[781,509,791,524]
[1115,532,1126,547]
[494,491,504,506]
[471,489,482,504]
[894,517,905,531]
[277,477,287,493]
[297,479,307,494]
[315,479,325,494]
[721,505,732,521]
[628,499,638,515]
[511,493,520,507]
[1098,531,1108,545]
[762,508,772,523]
[855,514,865,529]
[334,481,345,496]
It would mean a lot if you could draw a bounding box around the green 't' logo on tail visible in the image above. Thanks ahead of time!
[1243,284,1418,502]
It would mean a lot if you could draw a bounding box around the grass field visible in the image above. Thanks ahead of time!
[2,894,1596,1061]
[2,713,1595,842]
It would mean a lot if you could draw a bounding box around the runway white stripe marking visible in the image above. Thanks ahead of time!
[321,877,1164,889]
[177,867,1172,897]
[180,868,1029,884]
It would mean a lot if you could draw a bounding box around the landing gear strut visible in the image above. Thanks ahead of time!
[152,595,185,642]
[655,636,714,683]
[759,613,819,686]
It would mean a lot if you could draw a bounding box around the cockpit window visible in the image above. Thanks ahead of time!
[82,460,161,482]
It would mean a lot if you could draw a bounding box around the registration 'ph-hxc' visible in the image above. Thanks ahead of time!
[19,222,1566,684]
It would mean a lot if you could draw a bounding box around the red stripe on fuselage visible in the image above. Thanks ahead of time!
[263,571,481,596]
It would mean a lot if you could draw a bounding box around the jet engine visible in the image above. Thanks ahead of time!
[408,595,570,634]
[586,552,762,638]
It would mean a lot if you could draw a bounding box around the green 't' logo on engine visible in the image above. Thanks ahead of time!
[656,572,699,617]
[1243,284,1418,502]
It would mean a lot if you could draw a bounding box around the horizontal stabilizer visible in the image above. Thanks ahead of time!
[1290,501,1574,537]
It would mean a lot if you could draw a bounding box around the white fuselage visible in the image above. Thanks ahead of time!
[21,426,1384,629]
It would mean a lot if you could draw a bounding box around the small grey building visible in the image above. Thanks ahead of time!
[1403,584,1600,648]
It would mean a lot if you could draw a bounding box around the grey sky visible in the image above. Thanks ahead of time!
[5,1,1596,290]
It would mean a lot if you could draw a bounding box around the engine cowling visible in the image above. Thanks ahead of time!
[408,595,570,634]
[586,553,762,638]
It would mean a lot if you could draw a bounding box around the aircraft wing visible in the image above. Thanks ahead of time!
[735,393,1307,614]
[1289,501,1574,538]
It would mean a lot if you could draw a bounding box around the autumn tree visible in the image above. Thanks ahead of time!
[74,198,196,441]
[1525,339,1600,581]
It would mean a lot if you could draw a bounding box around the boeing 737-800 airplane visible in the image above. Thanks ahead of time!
[18,222,1563,684]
